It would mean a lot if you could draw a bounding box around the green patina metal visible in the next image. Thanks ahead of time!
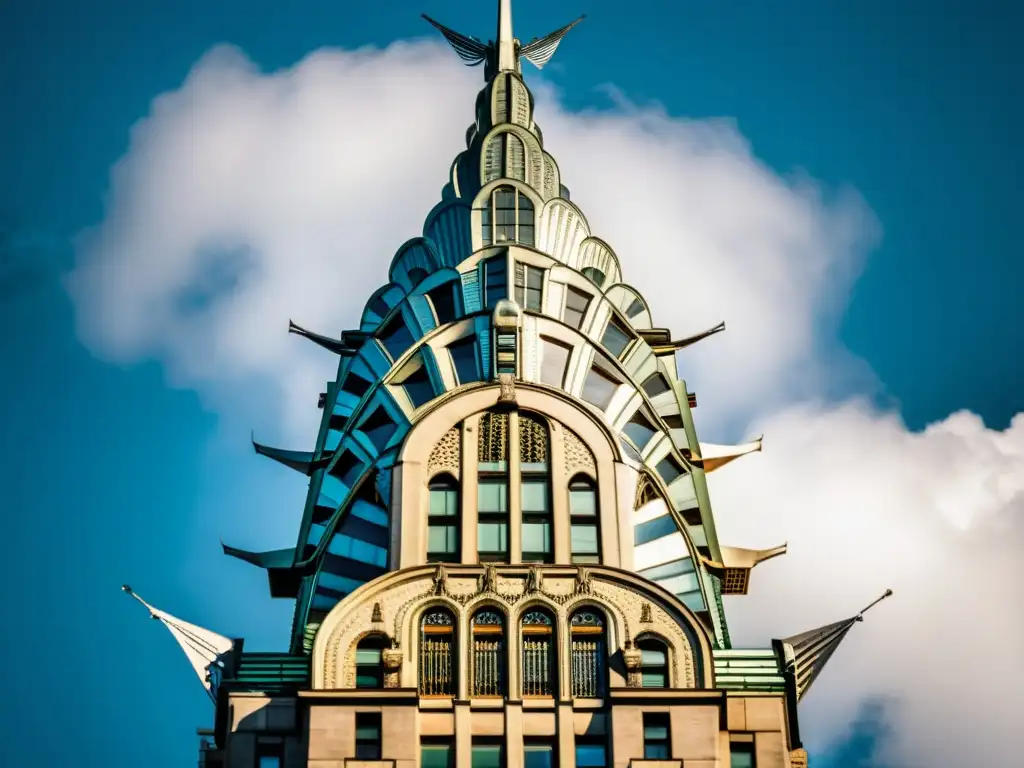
[712,649,786,693]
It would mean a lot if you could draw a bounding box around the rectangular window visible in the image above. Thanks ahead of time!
[581,365,619,410]
[730,741,756,768]
[472,742,504,768]
[570,524,599,560]
[524,740,556,768]
[515,263,544,311]
[478,479,509,514]
[563,286,591,329]
[422,739,455,768]
[427,282,459,325]
[483,255,508,309]
[574,738,608,768]
[539,336,571,388]
[256,743,283,768]
[378,313,415,361]
[427,525,459,558]
[643,713,671,759]
[494,189,517,243]
[448,336,480,386]
[655,454,685,485]
[600,316,634,358]
[354,712,382,760]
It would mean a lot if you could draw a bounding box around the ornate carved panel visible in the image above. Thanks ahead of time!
[428,426,461,479]
[564,427,597,477]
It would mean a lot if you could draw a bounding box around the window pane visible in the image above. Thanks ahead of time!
[522,521,551,554]
[429,487,457,516]
[642,671,667,688]
[428,525,458,554]
[581,266,606,285]
[571,524,599,554]
[644,723,669,740]
[569,487,596,516]
[427,282,459,325]
[472,744,504,768]
[539,337,571,387]
[521,480,549,514]
[581,366,618,409]
[645,744,670,759]
[478,480,508,513]
[478,523,508,552]
[575,743,607,768]
[623,412,657,449]
[355,648,382,665]
[564,287,590,329]
[484,256,508,308]
[730,745,755,768]
[641,647,667,665]
[524,744,554,768]
[656,455,685,485]
[601,318,632,358]
[448,337,480,385]
[422,744,455,768]
[258,758,281,768]
[642,373,671,397]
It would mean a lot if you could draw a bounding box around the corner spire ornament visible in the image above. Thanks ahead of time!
[122,585,235,702]
[423,0,584,78]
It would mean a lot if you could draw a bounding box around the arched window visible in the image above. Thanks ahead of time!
[520,414,552,563]
[638,638,669,688]
[569,476,600,564]
[478,413,510,562]
[427,475,460,563]
[641,372,672,398]
[581,266,606,286]
[481,186,535,246]
[407,267,428,287]
[355,634,390,688]
[420,608,456,696]
[570,609,606,698]
[471,609,506,697]
[521,609,555,697]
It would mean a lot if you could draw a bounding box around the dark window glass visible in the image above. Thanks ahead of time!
[642,373,672,398]
[257,744,283,768]
[581,266,605,285]
[367,294,391,320]
[623,411,657,449]
[407,267,428,286]
[662,413,685,430]
[379,313,415,361]
[539,337,571,388]
[581,365,618,410]
[481,203,492,245]
[643,713,671,759]
[639,639,669,688]
[601,316,633,359]
[428,282,459,325]
[342,369,373,399]
[428,475,460,563]
[355,713,382,760]
[524,741,555,768]
[355,634,389,688]
[483,256,508,309]
[515,263,544,311]
[448,337,480,385]
[421,740,455,768]
[731,742,756,768]
[403,363,436,410]
[563,286,591,329]
[574,739,608,768]
[359,406,395,453]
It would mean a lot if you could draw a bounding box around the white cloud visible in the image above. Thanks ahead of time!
[66,40,1021,766]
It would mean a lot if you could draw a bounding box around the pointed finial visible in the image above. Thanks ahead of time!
[855,588,893,621]
[496,0,516,72]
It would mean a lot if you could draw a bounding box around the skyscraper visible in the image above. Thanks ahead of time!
[128,3,890,766]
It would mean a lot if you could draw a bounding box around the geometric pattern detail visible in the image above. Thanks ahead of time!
[428,426,462,479]
[563,426,596,477]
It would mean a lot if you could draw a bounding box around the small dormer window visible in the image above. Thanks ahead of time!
[514,263,544,311]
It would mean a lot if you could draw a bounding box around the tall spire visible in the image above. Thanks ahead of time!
[496,0,516,72]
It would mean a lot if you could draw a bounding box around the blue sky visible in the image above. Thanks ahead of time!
[0,1,1020,766]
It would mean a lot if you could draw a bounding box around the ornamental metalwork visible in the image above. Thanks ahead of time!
[571,609,604,627]
[570,635,604,698]
[478,412,509,462]
[473,610,504,626]
[519,414,548,463]
[522,610,552,626]
[422,609,454,626]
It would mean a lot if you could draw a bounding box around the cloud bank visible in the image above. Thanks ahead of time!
[66,40,1022,766]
